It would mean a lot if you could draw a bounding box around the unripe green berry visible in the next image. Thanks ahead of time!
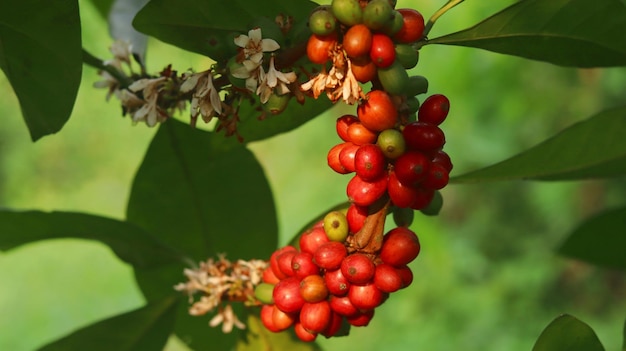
[323,211,350,241]
[254,283,275,304]
[406,75,429,97]
[363,0,394,31]
[420,190,443,216]
[392,206,414,227]
[263,93,291,116]
[309,6,338,36]
[330,0,362,26]
[376,128,406,159]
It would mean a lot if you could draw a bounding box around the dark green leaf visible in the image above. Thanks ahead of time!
[221,96,333,147]
[0,210,182,268]
[235,314,321,351]
[451,106,626,182]
[133,0,319,62]
[0,0,82,140]
[127,119,278,350]
[428,0,626,67]
[89,0,115,18]
[533,314,604,351]
[38,296,178,351]
[558,206,626,270]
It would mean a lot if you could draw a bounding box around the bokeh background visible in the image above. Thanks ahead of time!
[1,0,625,350]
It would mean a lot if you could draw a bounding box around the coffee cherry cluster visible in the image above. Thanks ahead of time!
[330,92,453,216]
[256,214,420,342]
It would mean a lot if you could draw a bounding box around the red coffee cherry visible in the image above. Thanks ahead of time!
[418,94,450,125]
[322,311,344,338]
[292,251,320,279]
[260,304,280,332]
[402,121,446,152]
[270,245,297,280]
[329,295,359,317]
[431,149,453,173]
[354,144,386,181]
[394,150,430,186]
[299,227,330,255]
[346,309,375,327]
[272,304,297,331]
[380,227,420,267]
[348,282,384,310]
[346,203,368,234]
[341,253,376,285]
[394,8,425,43]
[300,301,332,333]
[277,250,297,278]
[373,263,403,293]
[262,266,280,284]
[294,322,317,342]
[324,268,351,296]
[300,274,329,303]
[357,90,398,132]
[410,186,435,211]
[422,162,450,190]
[343,24,373,59]
[395,265,414,288]
[347,122,378,145]
[388,170,421,208]
[307,33,337,64]
[336,114,358,141]
[351,58,377,83]
[346,174,388,207]
[369,33,396,68]
[339,142,360,173]
[328,143,350,174]
[273,276,306,313]
[313,241,348,270]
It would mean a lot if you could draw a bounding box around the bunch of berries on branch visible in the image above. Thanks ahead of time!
[256,0,454,342]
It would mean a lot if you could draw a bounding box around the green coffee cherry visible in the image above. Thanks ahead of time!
[309,5,338,36]
[254,283,275,304]
[363,0,394,31]
[263,93,291,116]
[376,128,406,159]
[392,206,414,227]
[331,0,362,26]
[405,96,420,114]
[323,211,350,241]
[382,10,404,36]
[377,60,410,96]
[406,75,429,96]
[395,44,419,69]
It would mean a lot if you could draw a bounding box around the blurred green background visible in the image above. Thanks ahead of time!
[1,0,625,350]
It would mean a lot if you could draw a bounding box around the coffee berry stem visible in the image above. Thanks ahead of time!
[348,199,390,255]
[423,0,466,38]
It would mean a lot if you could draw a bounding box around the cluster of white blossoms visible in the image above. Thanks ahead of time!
[300,44,364,105]
[174,255,267,333]
[230,28,297,104]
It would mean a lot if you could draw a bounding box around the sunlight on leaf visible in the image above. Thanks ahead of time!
[533,314,604,351]
[0,0,82,140]
[558,206,626,270]
[428,0,626,67]
[451,106,626,182]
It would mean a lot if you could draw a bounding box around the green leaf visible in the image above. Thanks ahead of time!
[235,314,321,351]
[0,0,82,140]
[558,206,626,270]
[428,0,626,67]
[89,0,115,18]
[133,0,319,62]
[451,106,626,183]
[38,296,179,351]
[622,318,626,351]
[0,210,182,269]
[127,119,278,350]
[226,96,333,146]
[533,314,605,351]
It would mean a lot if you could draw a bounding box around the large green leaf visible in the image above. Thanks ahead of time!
[533,314,605,351]
[0,0,82,140]
[452,106,626,182]
[127,119,278,350]
[133,0,318,62]
[38,296,179,351]
[558,206,626,270]
[0,210,182,269]
[428,0,626,68]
